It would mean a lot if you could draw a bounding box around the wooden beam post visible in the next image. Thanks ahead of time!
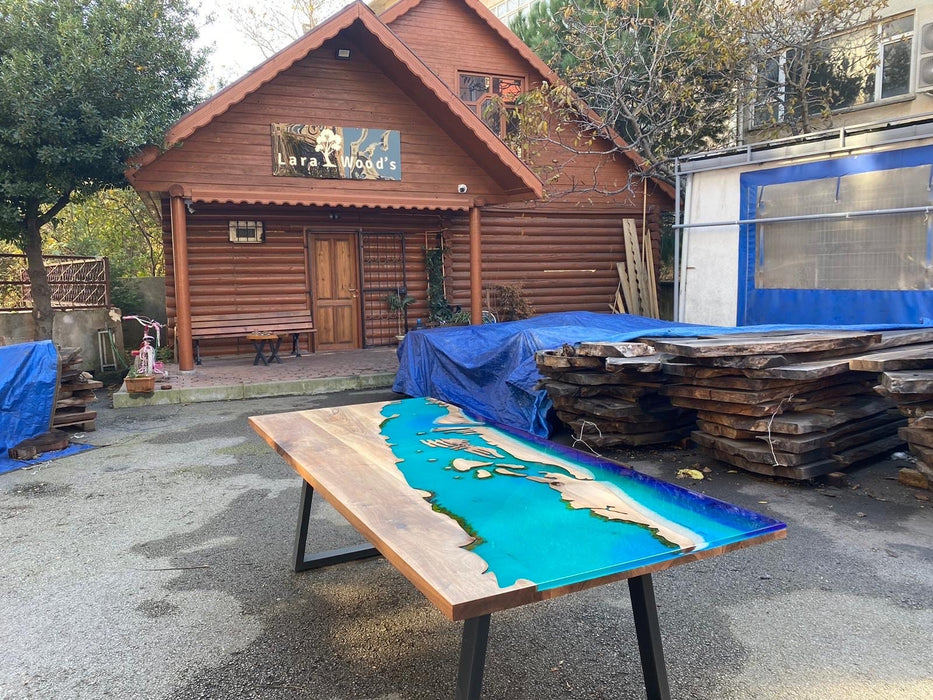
[469,205,482,325]
[169,186,195,371]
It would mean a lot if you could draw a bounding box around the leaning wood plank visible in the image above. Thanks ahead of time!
[622,220,642,316]
[574,426,692,447]
[617,260,638,318]
[665,374,806,391]
[642,225,660,319]
[539,380,606,399]
[642,331,882,358]
[550,370,645,386]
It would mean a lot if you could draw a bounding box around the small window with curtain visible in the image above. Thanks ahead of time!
[228,220,264,244]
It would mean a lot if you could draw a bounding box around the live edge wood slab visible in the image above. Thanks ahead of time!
[249,397,786,623]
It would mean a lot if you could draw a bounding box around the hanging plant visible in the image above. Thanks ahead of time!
[424,244,452,325]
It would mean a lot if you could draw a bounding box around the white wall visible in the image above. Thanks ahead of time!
[679,168,743,326]
[679,132,933,327]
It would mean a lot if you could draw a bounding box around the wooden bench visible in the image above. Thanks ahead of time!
[190,311,316,365]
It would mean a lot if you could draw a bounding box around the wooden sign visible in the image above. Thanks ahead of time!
[271,124,401,180]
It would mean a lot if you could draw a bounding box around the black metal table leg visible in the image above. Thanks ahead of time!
[628,574,670,700]
[456,614,491,700]
[293,480,381,572]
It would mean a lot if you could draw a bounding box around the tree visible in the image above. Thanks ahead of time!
[223,0,349,60]
[0,0,206,339]
[738,0,889,137]
[47,187,165,279]
[511,0,742,184]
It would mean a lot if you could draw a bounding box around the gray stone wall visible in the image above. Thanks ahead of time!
[0,308,126,375]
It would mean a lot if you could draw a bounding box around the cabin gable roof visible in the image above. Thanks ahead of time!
[127,0,541,208]
[380,0,674,199]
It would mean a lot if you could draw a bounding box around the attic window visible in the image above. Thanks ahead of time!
[459,72,523,140]
[228,220,264,244]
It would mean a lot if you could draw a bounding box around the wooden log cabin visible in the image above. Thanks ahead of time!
[126,0,673,371]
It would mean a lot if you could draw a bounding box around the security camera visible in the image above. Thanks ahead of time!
[457,184,468,194]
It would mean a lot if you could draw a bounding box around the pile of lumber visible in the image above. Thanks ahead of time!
[538,328,933,481]
[8,346,99,460]
[649,331,909,480]
[871,365,933,489]
[535,341,695,447]
[54,347,100,432]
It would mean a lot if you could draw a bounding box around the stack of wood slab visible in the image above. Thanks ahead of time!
[857,345,933,489]
[54,347,100,432]
[535,341,695,447]
[647,331,909,480]
[8,346,99,460]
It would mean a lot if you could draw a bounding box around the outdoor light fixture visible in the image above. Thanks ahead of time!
[335,48,351,60]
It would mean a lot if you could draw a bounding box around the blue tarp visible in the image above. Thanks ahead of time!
[0,341,96,476]
[393,311,926,437]
[1,340,59,452]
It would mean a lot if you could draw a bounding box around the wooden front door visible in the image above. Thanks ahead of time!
[310,233,361,350]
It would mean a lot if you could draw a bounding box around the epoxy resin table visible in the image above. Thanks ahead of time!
[249,397,786,699]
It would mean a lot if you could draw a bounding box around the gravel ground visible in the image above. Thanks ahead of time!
[1,388,931,700]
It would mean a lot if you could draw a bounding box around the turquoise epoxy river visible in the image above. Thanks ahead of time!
[379,398,784,591]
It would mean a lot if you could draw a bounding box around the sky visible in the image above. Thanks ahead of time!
[195,0,353,90]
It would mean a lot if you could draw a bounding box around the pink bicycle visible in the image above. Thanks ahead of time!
[123,315,166,377]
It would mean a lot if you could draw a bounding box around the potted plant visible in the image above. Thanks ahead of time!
[124,367,156,394]
[385,290,416,341]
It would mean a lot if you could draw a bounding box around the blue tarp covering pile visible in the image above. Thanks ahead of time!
[1,340,59,451]
[393,311,924,437]
[0,340,93,475]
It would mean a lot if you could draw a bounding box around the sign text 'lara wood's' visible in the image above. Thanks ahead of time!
[271,124,401,180]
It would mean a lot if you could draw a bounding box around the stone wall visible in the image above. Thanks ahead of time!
[0,308,126,375]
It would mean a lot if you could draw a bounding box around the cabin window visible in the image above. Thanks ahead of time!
[228,220,264,244]
[459,72,524,140]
